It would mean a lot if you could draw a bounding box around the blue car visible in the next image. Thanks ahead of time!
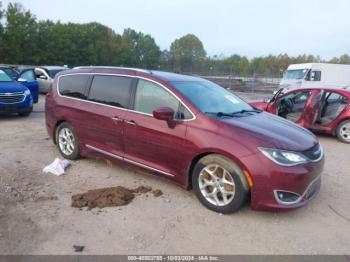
[0,69,39,116]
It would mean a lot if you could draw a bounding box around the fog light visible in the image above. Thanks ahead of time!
[274,190,301,205]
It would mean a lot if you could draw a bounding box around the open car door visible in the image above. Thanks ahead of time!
[18,69,39,103]
[265,88,285,114]
[301,89,324,128]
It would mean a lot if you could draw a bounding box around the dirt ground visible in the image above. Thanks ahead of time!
[0,93,350,255]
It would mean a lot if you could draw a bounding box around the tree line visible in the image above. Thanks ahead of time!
[0,2,349,77]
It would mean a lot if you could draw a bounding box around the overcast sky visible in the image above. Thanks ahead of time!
[2,0,350,59]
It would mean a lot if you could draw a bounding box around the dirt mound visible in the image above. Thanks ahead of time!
[152,189,163,197]
[72,186,134,209]
[132,186,152,194]
[71,186,162,209]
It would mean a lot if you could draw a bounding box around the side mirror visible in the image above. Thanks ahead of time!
[39,75,48,80]
[153,107,175,127]
[17,78,27,83]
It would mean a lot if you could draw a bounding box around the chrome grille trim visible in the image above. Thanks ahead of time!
[0,92,25,104]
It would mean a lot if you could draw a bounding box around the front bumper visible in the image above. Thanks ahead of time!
[0,94,33,115]
[241,150,324,211]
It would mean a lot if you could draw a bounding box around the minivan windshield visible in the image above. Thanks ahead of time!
[284,69,309,80]
[171,80,254,115]
[0,70,13,82]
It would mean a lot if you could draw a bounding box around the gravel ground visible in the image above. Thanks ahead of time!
[0,94,349,255]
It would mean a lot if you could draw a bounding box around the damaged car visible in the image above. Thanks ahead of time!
[250,88,350,143]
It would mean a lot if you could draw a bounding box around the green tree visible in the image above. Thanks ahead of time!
[226,54,241,75]
[238,57,249,76]
[169,34,206,72]
[122,28,161,68]
[0,1,4,61]
[1,3,38,64]
[338,54,350,64]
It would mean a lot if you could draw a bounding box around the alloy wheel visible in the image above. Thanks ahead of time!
[198,164,236,206]
[339,123,350,142]
[58,127,75,156]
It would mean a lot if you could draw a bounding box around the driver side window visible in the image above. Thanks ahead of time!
[20,70,36,81]
[134,79,192,120]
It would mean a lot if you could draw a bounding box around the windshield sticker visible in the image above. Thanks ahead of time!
[225,95,240,104]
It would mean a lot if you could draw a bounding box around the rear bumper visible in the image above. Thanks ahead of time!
[0,95,33,115]
[241,151,324,211]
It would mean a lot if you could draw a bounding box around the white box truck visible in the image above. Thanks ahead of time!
[279,63,350,90]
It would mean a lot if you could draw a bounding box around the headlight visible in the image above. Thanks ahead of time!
[24,89,31,96]
[258,147,308,166]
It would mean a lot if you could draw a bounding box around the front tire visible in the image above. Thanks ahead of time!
[336,120,350,143]
[192,154,249,214]
[56,122,80,160]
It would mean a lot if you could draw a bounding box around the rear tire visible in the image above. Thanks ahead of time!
[192,154,249,214]
[336,120,350,143]
[56,122,80,160]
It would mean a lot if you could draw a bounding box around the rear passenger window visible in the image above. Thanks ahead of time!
[59,75,90,99]
[88,75,132,108]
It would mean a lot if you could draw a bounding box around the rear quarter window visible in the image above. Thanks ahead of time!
[59,75,90,99]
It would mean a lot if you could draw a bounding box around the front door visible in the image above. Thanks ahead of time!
[123,79,194,178]
[35,68,52,93]
[301,89,324,128]
[19,69,39,103]
[275,90,312,124]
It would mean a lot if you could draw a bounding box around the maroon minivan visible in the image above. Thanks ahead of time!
[45,67,324,213]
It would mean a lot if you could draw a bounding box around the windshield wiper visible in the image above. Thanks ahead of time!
[205,109,261,117]
[231,109,262,115]
[204,112,235,117]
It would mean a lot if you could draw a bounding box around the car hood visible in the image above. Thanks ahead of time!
[0,81,27,93]
[220,112,317,152]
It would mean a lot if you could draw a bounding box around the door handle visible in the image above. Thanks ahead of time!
[111,116,123,122]
[124,120,137,126]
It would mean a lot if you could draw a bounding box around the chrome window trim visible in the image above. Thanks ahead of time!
[56,73,196,121]
[86,144,175,177]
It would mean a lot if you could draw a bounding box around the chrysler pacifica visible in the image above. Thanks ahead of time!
[45,67,324,213]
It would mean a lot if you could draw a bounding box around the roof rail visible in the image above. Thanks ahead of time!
[73,66,152,74]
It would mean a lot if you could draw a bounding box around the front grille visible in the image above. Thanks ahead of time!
[0,92,25,103]
[302,143,323,161]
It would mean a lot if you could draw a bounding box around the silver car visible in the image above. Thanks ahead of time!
[35,66,69,93]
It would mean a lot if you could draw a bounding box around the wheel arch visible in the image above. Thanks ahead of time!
[333,117,350,135]
[53,119,68,144]
[187,150,251,192]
